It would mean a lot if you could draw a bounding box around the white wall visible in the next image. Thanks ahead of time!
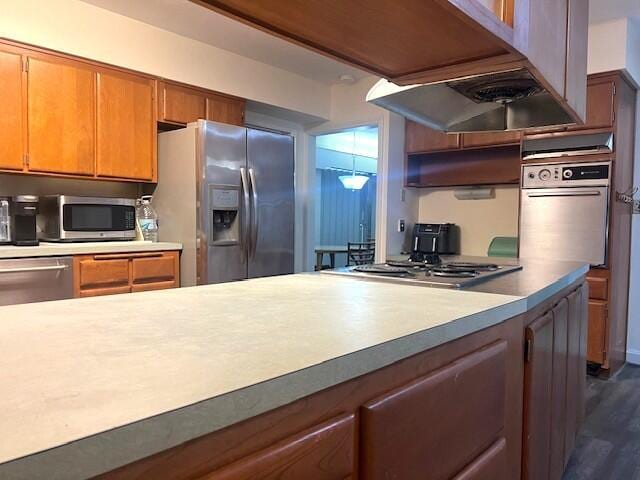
[0,0,331,120]
[417,187,520,257]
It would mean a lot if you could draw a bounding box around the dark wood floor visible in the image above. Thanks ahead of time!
[563,364,640,479]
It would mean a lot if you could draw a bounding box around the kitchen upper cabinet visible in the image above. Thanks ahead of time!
[461,130,521,149]
[158,81,206,125]
[360,341,509,479]
[27,55,95,176]
[96,70,156,181]
[405,120,459,153]
[568,79,615,131]
[206,93,245,126]
[0,49,24,171]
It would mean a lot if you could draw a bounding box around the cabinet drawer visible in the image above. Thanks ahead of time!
[452,438,507,480]
[201,413,354,480]
[360,341,507,480]
[76,257,130,290]
[587,275,608,300]
[587,300,607,364]
[131,254,177,285]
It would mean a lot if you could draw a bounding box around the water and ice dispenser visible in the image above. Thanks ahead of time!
[208,185,240,246]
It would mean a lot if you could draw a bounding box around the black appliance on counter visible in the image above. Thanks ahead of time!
[409,223,460,264]
[11,195,39,246]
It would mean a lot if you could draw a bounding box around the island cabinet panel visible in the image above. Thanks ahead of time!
[523,311,554,480]
[452,438,508,480]
[359,341,508,480]
[96,71,156,182]
[26,55,96,176]
[159,81,206,125]
[0,49,24,171]
[564,289,584,466]
[200,413,355,480]
[74,251,180,297]
[549,299,569,480]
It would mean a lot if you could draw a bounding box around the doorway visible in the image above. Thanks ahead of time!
[314,125,378,270]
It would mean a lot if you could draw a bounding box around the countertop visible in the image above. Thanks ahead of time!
[0,259,587,479]
[0,241,182,259]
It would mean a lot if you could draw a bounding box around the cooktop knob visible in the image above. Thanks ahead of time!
[539,169,551,181]
[563,169,573,179]
[528,172,535,179]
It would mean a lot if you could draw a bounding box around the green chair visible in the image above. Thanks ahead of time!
[487,237,518,258]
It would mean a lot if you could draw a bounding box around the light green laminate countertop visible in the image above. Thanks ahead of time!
[0,262,586,479]
[0,241,182,259]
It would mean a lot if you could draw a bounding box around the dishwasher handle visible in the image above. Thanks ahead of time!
[0,265,69,274]
[526,190,601,198]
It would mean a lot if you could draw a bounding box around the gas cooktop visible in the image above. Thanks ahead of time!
[323,259,522,288]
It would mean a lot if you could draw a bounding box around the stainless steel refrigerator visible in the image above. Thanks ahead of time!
[155,120,294,286]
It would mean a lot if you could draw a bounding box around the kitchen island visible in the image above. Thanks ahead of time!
[0,259,588,480]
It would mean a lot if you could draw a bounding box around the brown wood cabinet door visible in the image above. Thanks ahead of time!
[523,311,554,480]
[461,130,521,149]
[131,252,179,292]
[578,283,589,426]
[405,120,459,153]
[550,299,569,480]
[452,438,508,480]
[201,414,354,480]
[587,300,607,364]
[564,289,582,467]
[0,49,24,171]
[73,256,131,297]
[360,341,508,480]
[206,94,245,126]
[96,71,156,181]
[27,56,95,175]
[160,82,206,124]
[568,80,615,131]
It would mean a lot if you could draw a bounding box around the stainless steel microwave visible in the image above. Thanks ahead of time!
[38,195,136,242]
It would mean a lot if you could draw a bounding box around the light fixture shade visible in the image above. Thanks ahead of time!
[339,174,369,190]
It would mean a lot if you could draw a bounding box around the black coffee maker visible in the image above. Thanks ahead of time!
[11,195,39,246]
[409,223,460,264]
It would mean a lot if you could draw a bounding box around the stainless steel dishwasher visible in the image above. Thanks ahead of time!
[519,161,611,266]
[0,256,73,306]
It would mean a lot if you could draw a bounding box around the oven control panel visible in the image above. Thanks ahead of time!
[522,162,611,188]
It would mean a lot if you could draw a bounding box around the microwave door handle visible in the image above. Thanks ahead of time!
[248,168,259,258]
[240,168,251,262]
[527,190,602,198]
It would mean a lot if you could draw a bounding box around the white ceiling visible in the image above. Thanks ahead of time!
[79,0,369,85]
[590,0,640,23]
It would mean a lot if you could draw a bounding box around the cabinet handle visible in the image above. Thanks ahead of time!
[0,265,68,274]
[93,252,163,260]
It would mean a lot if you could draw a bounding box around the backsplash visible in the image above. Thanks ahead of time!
[0,174,141,199]
[417,185,519,257]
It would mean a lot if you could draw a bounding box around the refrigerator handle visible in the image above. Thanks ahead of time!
[240,167,251,262]
[249,168,259,258]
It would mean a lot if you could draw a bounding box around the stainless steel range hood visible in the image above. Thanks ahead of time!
[366,68,576,133]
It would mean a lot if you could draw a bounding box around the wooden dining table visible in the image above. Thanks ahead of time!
[314,245,349,271]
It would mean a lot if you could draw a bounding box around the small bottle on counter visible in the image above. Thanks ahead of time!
[136,195,159,242]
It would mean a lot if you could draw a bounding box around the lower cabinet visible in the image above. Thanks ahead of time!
[360,341,509,480]
[523,285,587,480]
[73,251,179,297]
[200,414,354,480]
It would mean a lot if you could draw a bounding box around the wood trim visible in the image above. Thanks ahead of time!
[94,252,164,260]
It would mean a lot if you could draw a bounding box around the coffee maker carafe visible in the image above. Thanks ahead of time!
[11,196,39,246]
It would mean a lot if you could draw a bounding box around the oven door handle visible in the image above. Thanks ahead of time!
[526,190,602,198]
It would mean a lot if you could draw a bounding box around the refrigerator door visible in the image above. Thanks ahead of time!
[247,128,295,279]
[199,120,249,284]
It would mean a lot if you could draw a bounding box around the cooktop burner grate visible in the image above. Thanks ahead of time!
[431,267,478,278]
[353,265,411,275]
[443,262,500,271]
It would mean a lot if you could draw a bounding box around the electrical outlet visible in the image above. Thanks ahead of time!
[398,219,405,233]
[634,200,640,214]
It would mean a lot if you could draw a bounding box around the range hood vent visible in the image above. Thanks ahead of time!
[366,68,575,132]
[522,132,614,160]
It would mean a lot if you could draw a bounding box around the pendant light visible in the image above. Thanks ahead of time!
[339,131,370,190]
